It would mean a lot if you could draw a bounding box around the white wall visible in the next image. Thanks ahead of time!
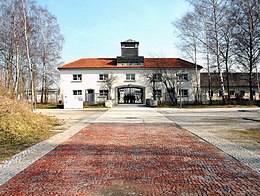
[59,68,199,109]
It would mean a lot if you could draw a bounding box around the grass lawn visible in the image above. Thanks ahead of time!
[0,98,62,163]
[229,128,260,143]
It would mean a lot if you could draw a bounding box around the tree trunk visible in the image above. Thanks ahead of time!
[193,34,200,103]
[225,58,230,102]
[22,0,35,111]
[163,81,176,105]
[41,61,46,104]
[205,23,212,105]
[14,44,20,97]
[249,6,254,101]
[213,0,225,104]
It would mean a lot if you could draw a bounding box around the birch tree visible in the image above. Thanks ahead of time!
[233,0,260,101]
[0,0,63,108]
[21,0,36,110]
[173,11,201,103]
[35,7,63,103]
[175,0,235,104]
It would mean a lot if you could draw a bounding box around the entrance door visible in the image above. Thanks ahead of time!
[118,87,143,104]
[86,89,95,102]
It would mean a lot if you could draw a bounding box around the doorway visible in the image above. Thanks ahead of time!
[118,87,144,104]
[86,89,95,102]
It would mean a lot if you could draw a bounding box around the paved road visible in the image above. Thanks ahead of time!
[0,106,259,195]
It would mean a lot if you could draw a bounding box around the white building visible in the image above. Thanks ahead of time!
[58,39,202,109]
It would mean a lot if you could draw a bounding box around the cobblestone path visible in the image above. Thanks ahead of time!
[0,123,259,195]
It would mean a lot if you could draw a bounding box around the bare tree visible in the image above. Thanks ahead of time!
[100,73,118,100]
[176,0,236,104]
[204,23,213,104]
[35,7,63,103]
[0,0,63,108]
[233,0,260,101]
[20,0,37,110]
[143,71,162,101]
[173,11,201,103]
[146,58,178,105]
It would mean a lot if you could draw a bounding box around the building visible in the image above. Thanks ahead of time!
[36,89,60,104]
[58,39,202,109]
[200,72,260,102]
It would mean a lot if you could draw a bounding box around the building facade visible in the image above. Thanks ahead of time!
[58,40,201,109]
[200,72,260,102]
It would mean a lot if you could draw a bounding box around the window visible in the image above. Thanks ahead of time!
[240,90,245,97]
[73,74,82,81]
[153,73,162,81]
[219,91,223,97]
[126,74,135,81]
[99,74,108,81]
[99,90,108,97]
[177,73,188,81]
[155,90,162,97]
[73,90,82,95]
[179,89,188,97]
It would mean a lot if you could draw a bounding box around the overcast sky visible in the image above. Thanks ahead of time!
[37,0,191,64]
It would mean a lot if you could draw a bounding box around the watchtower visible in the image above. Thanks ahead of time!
[117,39,144,66]
[121,39,139,57]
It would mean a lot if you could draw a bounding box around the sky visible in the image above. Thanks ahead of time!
[37,0,191,64]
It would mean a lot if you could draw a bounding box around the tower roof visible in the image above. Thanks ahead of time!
[122,39,139,43]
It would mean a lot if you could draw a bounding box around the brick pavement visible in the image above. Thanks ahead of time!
[0,123,259,195]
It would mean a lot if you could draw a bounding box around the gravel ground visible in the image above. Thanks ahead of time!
[36,108,108,129]
[157,107,260,172]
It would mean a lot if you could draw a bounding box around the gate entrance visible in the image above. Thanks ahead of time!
[118,87,143,104]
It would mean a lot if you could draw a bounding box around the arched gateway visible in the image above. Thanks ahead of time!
[117,86,145,104]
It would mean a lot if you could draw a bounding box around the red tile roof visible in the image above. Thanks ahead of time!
[58,58,203,69]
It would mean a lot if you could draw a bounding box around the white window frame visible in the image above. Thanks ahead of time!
[99,90,108,97]
[126,74,135,81]
[99,74,108,81]
[73,90,82,95]
[73,74,82,81]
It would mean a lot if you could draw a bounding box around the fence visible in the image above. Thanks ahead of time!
[85,93,108,105]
